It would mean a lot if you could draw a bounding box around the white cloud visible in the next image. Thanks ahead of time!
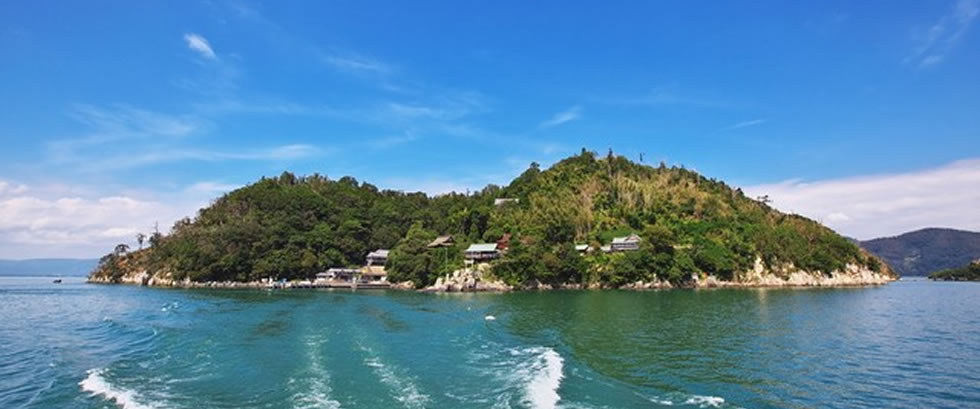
[907,0,979,68]
[723,119,766,131]
[0,182,211,258]
[184,33,217,60]
[0,181,28,196]
[539,105,582,128]
[743,158,980,239]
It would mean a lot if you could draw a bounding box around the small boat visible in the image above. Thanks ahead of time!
[52,279,62,284]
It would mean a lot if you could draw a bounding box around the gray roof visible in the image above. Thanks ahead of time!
[612,234,641,244]
[465,243,499,252]
[367,249,390,258]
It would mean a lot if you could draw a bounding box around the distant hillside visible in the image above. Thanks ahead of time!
[0,258,98,277]
[860,228,980,276]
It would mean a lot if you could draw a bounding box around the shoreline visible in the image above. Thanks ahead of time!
[86,273,897,292]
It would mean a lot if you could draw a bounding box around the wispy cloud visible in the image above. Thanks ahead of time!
[743,157,980,239]
[723,119,767,131]
[323,54,392,75]
[183,33,217,60]
[82,144,323,171]
[907,0,979,68]
[597,86,730,109]
[539,105,582,128]
[369,132,419,149]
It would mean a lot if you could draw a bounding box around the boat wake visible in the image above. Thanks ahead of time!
[522,347,565,409]
[358,343,430,409]
[472,345,565,409]
[79,368,158,409]
[289,334,341,409]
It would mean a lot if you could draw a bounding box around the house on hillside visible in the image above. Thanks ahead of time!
[427,235,455,248]
[366,249,389,266]
[494,198,519,206]
[611,234,641,252]
[575,244,590,253]
[464,243,500,264]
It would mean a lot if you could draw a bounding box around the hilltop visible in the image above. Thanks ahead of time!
[860,228,980,276]
[91,150,893,289]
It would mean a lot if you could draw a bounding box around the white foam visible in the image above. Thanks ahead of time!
[360,345,430,409]
[485,315,496,321]
[523,347,564,409]
[648,393,728,408]
[79,368,158,409]
[290,335,341,409]
[684,395,725,408]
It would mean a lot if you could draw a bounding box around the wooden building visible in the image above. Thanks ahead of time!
[611,234,641,252]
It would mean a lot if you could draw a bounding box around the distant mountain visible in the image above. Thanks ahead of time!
[860,228,980,276]
[0,258,98,277]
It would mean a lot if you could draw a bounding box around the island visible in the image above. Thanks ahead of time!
[89,150,896,290]
[928,260,980,281]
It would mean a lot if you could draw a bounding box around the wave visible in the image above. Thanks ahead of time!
[79,368,158,409]
[522,347,564,409]
[646,392,733,408]
[358,344,430,409]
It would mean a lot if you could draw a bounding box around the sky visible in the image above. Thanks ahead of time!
[1,0,979,258]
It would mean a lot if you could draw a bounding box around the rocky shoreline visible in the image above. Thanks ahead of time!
[89,259,895,291]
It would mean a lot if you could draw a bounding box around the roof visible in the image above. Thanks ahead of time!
[494,198,519,205]
[612,234,641,244]
[366,249,390,258]
[427,235,454,248]
[575,244,589,251]
[466,243,499,252]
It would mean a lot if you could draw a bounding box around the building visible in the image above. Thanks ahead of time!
[494,198,519,206]
[316,268,360,282]
[359,266,388,283]
[427,235,455,248]
[575,244,590,253]
[366,249,389,266]
[464,243,500,264]
[611,234,641,251]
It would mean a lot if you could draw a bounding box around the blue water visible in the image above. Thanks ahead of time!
[1,277,978,409]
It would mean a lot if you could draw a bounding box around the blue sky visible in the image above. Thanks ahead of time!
[1,0,979,258]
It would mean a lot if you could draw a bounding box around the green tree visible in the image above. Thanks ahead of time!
[386,222,437,287]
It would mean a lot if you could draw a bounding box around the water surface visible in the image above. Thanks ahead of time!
[1,277,977,408]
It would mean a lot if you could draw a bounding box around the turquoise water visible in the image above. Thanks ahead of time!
[1,277,978,409]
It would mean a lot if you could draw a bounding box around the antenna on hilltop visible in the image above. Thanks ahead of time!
[639,152,645,163]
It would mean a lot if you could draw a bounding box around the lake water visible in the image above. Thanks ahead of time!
[1,277,978,409]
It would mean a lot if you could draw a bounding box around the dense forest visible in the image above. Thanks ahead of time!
[928,261,980,281]
[92,150,890,287]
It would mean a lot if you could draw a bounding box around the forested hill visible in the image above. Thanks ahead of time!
[91,150,891,286]
[860,228,980,276]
